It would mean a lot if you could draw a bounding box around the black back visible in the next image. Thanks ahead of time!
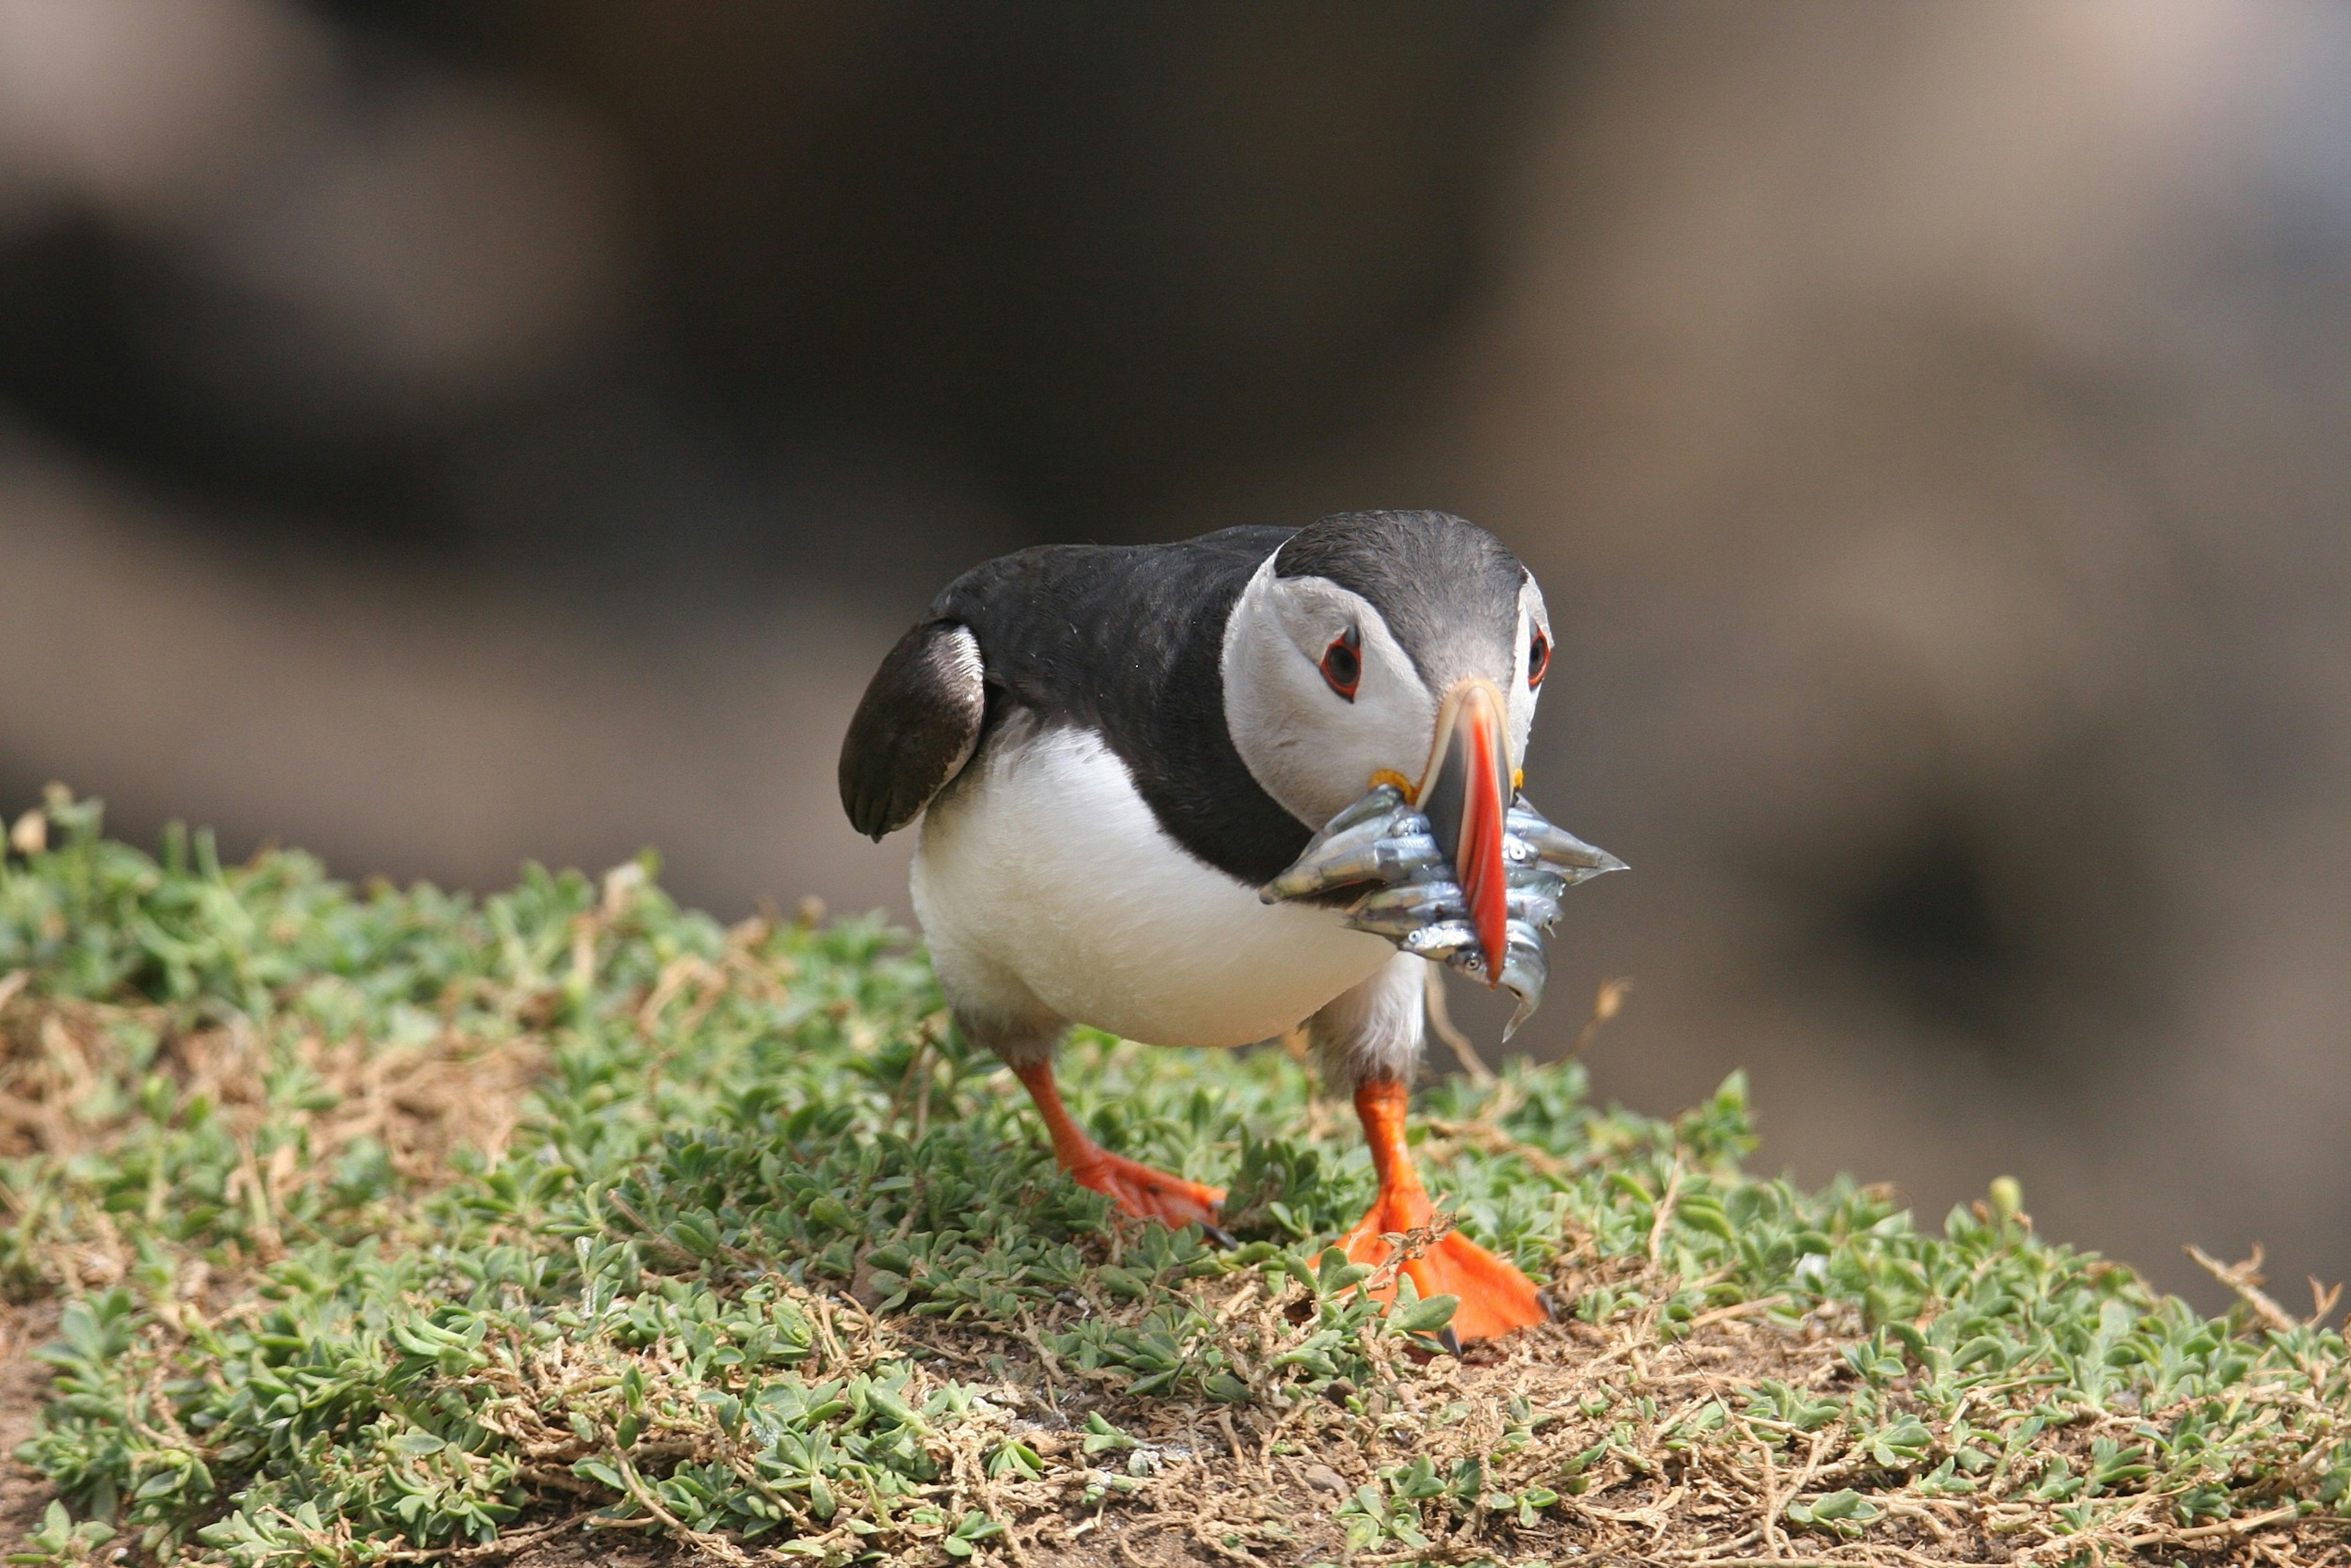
[840,511,1533,887]
[931,525,1309,885]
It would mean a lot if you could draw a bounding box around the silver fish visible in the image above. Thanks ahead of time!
[1262,786,1622,1038]
[1257,787,1446,902]
[1344,880,1469,938]
[1399,918,1479,961]
[1507,881,1565,934]
[1506,806,1627,884]
[1496,928,1550,1040]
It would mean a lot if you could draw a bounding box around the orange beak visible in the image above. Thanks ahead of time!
[1417,678,1513,987]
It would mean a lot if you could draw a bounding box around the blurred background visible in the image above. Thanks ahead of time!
[2,0,2346,1307]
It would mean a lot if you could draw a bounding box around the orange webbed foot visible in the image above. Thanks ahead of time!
[1343,1075,1550,1343]
[1342,1190,1548,1344]
[1068,1149,1228,1232]
[1014,1062,1229,1236]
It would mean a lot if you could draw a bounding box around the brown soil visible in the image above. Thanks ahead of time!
[0,1301,58,1551]
[0,986,544,1190]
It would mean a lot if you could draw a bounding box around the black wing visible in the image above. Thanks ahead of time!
[838,619,986,839]
[923,525,1310,883]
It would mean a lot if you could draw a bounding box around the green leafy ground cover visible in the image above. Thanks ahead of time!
[0,786,2346,1567]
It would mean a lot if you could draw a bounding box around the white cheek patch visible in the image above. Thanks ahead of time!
[1507,576,1549,771]
[1221,555,1438,828]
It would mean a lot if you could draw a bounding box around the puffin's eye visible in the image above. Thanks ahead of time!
[1319,627,1362,701]
[1528,631,1551,689]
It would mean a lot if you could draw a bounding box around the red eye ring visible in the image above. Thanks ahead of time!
[1320,627,1362,700]
[1528,630,1550,689]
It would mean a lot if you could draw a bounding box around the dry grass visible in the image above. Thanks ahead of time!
[751,1253,2351,1567]
[1,794,2346,1567]
[0,985,542,1297]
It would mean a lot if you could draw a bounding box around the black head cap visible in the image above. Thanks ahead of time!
[1275,510,1530,691]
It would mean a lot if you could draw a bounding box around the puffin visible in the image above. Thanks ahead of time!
[838,509,1610,1340]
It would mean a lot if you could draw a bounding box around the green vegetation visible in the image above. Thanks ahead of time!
[1,785,2345,1566]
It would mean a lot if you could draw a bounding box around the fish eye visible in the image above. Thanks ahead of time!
[1528,630,1550,689]
[1319,626,1361,701]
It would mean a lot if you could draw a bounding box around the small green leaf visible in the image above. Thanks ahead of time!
[1391,1293,1458,1335]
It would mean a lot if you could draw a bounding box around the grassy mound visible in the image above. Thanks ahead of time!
[1,787,2346,1567]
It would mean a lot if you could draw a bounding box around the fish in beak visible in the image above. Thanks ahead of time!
[1415,678,1513,988]
[1258,679,1622,1038]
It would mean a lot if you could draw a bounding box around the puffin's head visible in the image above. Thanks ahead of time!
[1223,510,1551,981]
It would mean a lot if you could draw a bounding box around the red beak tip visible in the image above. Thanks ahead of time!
[1428,679,1515,996]
[1462,709,1512,992]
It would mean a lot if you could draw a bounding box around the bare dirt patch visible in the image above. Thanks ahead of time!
[0,984,542,1178]
[0,1302,59,1550]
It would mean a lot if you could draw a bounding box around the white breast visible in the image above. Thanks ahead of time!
[910,721,1394,1049]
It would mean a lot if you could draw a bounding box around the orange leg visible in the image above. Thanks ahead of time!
[1014,1062,1226,1231]
[1340,1076,1548,1343]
